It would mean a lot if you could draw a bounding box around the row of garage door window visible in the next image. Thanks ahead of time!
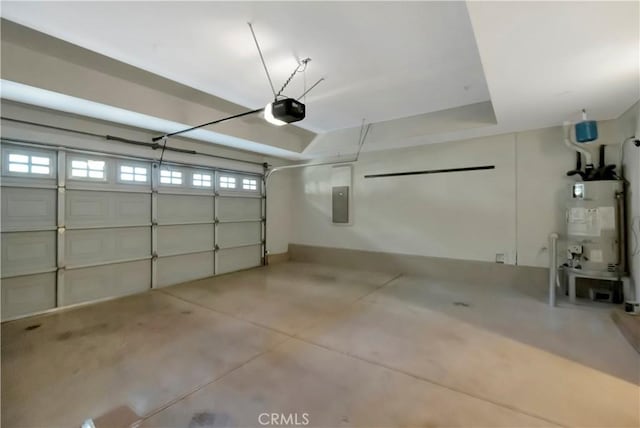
[6,151,259,190]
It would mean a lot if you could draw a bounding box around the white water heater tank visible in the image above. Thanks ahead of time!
[566,180,625,276]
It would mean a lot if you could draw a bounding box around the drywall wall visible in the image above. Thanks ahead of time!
[616,101,640,292]
[266,169,292,256]
[291,120,621,268]
[0,100,292,255]
[292,133,518,264]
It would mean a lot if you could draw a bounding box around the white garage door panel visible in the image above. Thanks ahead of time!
[157,194,213,224]
[157,224,214,256]
[217,222,261,248]
[65,227,150,267]
[63,260,150,305]
[157,252,214,287]
[217,245,262,275]
[1,231,56,277]
[1,272,56,320]
[66,191,150,228]
[1,188,56,231]
[217,197,262,221]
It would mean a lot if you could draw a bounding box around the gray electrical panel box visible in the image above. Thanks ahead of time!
[332,186,349,224]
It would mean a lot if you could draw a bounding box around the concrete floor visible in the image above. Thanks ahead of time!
[2,262,638,427]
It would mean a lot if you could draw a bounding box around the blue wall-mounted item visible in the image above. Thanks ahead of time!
[575,109,598,143]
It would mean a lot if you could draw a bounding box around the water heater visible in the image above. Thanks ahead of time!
[565,180,625,276]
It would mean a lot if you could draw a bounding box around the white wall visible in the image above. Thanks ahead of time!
[266,169,292,255]
[292,133,518,264]
[291,120,621,267]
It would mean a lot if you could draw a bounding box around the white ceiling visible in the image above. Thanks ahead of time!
[466,0,639,131]
[0,1,490,134]
[1,1,638,158]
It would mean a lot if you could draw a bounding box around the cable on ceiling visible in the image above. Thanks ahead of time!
[297,77,325,101]
[356,123,371,161]
[248,22,277,99]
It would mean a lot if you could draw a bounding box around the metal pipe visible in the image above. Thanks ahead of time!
[599,145,605,169]
[262,163,268,266]
[265,124,371,184]
[265,158,357,184]
[616,190,626,276]
[549,232,559,307]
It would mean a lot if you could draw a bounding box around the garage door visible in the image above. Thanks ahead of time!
[62,154,152,306]
[155,167,264,285]
[215,171,264,274]
[156,165,215,287]
[1,145,58,319]
[1,142,265,319]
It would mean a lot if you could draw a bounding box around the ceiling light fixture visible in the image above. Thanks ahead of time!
[264,103,286,126]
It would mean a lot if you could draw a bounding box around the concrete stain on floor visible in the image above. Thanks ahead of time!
[2,262,638,427]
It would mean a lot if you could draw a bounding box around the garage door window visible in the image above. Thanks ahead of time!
[119,165,148,183]
[219,176,236,189]
[192,173,212,187]
[70,159,106,180]
[6,152,52,176]
[160,169,182,185]
[242,178,258,191]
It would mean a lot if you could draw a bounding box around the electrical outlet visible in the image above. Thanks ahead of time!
[495,253,505,264]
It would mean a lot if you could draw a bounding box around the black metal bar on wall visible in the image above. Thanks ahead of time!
[364,165,495,179]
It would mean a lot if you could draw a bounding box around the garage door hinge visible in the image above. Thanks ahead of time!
[214,191,220,197]
[214,217,220,224]
[214,245,220,252]
[151,252,158,259]
[151,221,158,226]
